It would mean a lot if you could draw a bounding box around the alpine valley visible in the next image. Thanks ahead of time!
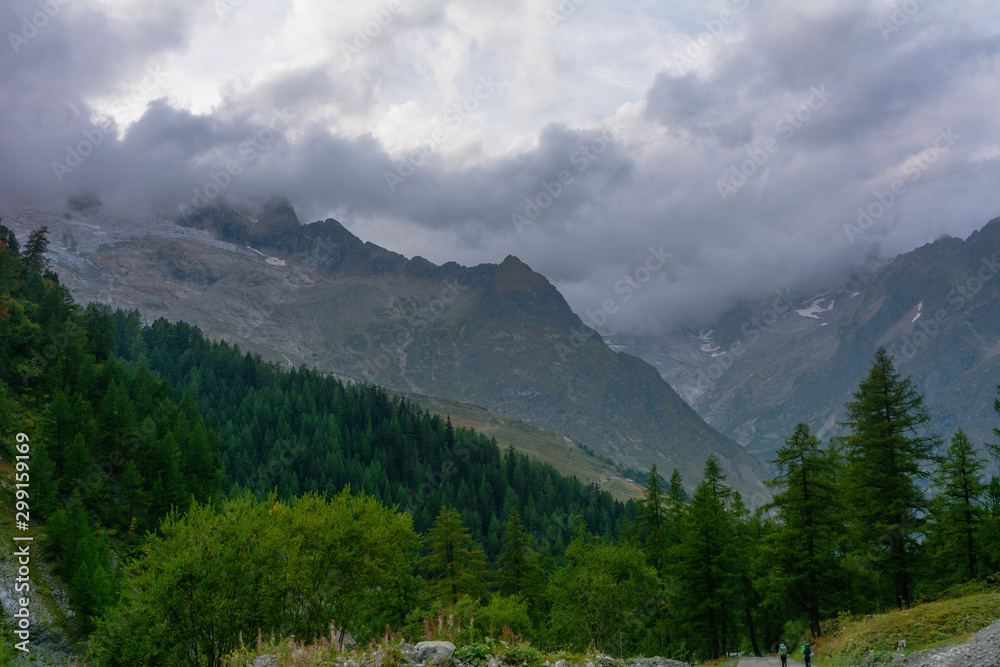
[4,198,769,501]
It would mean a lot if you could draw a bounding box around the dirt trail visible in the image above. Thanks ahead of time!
[738,658,806,667]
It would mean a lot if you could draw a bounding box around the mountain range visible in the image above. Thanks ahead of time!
[4,199,769,501]
[612,218,1000,465]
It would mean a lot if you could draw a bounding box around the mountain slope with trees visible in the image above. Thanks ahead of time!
[2,224,999,666]
[2,201,768,499]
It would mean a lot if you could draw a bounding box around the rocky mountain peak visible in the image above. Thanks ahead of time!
[493,255,552,294]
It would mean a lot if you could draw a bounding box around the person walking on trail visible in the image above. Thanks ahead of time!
[802,641,813,667]
[778,641,788,667]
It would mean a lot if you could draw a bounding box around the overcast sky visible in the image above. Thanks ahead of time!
[2,0,999,331]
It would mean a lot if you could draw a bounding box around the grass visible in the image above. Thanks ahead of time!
[399,391,646,501]
[812,586,1000,667]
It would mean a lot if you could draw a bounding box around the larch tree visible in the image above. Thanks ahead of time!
[497,506,534,596]
[638,463,669,572]
[672,455,739,660]
[421,506,488,605]
[763,423,843,638]
[931,429,987,581]
[838,347,939,609]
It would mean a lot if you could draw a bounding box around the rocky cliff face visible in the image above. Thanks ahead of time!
[4,200,769,500]
[612,217,1000,464]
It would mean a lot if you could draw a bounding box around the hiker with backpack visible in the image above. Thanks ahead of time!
[802,641,812,667]
[778,641,788,667]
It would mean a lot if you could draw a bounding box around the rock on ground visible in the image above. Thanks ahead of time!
[627,658,691,667]
[415,640,457,665]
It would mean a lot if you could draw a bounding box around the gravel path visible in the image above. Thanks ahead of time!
[893,619,1000,667]
[738,657,805,666]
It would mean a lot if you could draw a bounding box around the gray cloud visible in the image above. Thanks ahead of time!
[1,0,999,333]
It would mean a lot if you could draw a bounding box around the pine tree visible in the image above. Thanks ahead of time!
[70,527,114,633]
[62,433,93,498]
[638,464,669,572]
[119,459,148,533]
[839,347,939,608]
[422,506,488,605]
[931,429,987,581]
[21,226,50,274]
[763,423,842,638]
[672,455,738,660]
[0,218,20,253]
[149,432,188,520]
[497,507,533,596]
[99,379,136,457]
[731,493,763,656]
[665,467,688,541]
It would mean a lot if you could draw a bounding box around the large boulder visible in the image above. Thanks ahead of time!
[415,640,456,665]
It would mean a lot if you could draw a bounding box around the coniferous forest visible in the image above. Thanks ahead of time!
[3,226,1000,665]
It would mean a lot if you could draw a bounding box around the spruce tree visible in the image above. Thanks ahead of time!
[638,464,669,572]
[763,423,842,637]
[497,507,532,595]
[839,347,939,608]
[62,432,93,498]
[673,455,738,660]
[422,506,488,605]
[21,226,50,274]
[931,429,987,581]
[119,459,148,533]
[0,218,19,253]
[665,467,688,542]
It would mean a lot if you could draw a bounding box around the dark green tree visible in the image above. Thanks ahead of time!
[838,347,938,608]
[0,218,20,253]
[118,459,148,534]
[930,429,987,582]
[638,464,669,572]
[21,226,50,274]
[497,507,533,596]
[762,423,843,637]
[422,506,488,605]
[672,455,739,660]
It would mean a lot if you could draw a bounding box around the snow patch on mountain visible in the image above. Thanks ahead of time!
[796,296,835,319]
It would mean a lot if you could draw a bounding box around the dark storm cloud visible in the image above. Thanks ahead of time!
[645,72,753,147]
[0,0,998,333]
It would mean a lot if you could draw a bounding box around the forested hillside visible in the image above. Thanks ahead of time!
[107,309,632,557]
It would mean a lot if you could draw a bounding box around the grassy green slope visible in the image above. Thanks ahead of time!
[399,392,646,501]
[813,580,1000,666]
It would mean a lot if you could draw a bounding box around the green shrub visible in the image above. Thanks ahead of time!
[455,642,494,666]
[495,640,541,667]
[478,594,532,637]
